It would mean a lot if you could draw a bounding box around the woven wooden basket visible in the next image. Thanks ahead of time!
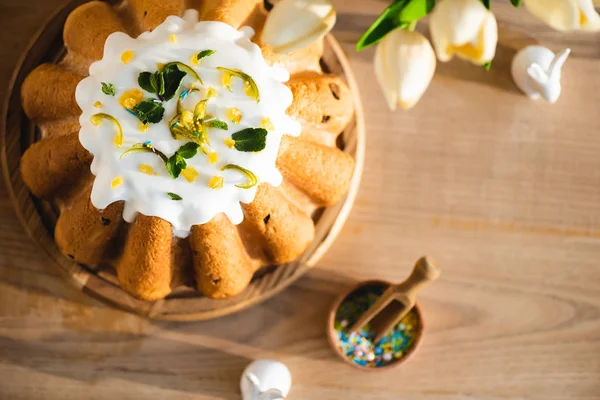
[1,0,365,321]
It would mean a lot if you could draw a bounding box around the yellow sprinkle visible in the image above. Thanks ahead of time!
[139,164,153,175]
[209,176,224,189]
[170,34,177,43]
[93,101,102,108]
[261,117,274,130]
[224,138,236,148]
[227,107,242,124]
[190,53,199,65]
[121,50,134,64]
[113,136,122,148]
[111,176,124,188]
[156,62,165,70]
[181,166,199,183]
[119,88,144,109]
[139,123,149,132]
[208,152,218,164]
[206,87,217,98]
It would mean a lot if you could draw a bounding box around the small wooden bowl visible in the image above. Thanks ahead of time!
[326,280,424,371]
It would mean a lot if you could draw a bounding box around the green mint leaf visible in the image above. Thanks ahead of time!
[101,82,115,96]
[166,153,187,179]
[138,72,156,94]
[356,0,409,51]
[177,142,200,159]
[480,0,490,9]
[131,99,165,124]
[160,64,187,101]
[397,0,435,22]
[510,0,521,6]
[167,192,183,200]
[197,50,216,61]
[207,120,228,130]
[231,128,268,152]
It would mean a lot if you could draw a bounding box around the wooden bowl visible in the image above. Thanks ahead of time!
[0,0,365,321]
[326,280,424,371]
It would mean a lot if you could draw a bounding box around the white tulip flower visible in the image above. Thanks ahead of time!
[524,0,600,31]
[374,29,436,110]
[261,0,336,54]
[429,0,498,65]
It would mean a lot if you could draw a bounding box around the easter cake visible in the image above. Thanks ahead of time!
[19,0,355,301]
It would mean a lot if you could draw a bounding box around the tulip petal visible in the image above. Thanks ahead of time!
[525,0,581,31]
[429,0,497,65]
[375,29,436,110]
[576,0,600,30]
[261,0,336,54]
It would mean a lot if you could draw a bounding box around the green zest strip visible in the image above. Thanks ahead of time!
[216,67,260,103]
[90,113,123,148]
[221,164,258,189]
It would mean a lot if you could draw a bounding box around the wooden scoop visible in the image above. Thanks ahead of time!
[347,256,440,344]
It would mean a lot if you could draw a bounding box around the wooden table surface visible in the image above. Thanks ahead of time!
[1,0,600,399]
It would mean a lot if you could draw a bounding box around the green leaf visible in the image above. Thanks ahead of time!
[397,0,435,22]
[206,120,228,130]
[231,128,267,152]
[137,64,187,101]
[101,82,115,96]
[480,0,490,9]
[356,0,409,51]
[160,65,186,101]
[167,192,183,200]
[131,99,165,124]
[177,142,200,159]
[166,153,187,179]
[138,72,155,94]
[483,61,492,70]
[197,50,216,61]
[510,0,521,6]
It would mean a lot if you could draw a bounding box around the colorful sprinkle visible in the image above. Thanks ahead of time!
[119,89,144,109]
[208,152,219,164]
[333,285,421,368]
[170,34,177,43]
[139,164,153,175]
[121,50,134,64]
[182,166,199,183]
[224,138,236,149]
[139,123,149,132]
[93,101,102,108]
[206,87,217,98]
[209,176,224,189]
[261,117,274,130]
[111,176,124,188]
[227,107,242,124]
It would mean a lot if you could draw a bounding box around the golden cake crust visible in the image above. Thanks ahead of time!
[19,0,356,301]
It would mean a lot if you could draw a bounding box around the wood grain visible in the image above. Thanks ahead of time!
[1,0,600,399]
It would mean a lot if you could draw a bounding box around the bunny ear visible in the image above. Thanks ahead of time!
[244,372,261,388]
[527,63,548,84]
[549,48,571,80]
[259,388,285,400]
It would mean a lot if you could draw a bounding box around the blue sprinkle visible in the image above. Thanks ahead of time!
[125,108,136,116]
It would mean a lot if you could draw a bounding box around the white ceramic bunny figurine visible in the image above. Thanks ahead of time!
[511,46,571,104]
[240,360,292,400]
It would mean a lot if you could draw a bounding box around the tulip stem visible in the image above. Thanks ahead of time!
[407,21,417,32]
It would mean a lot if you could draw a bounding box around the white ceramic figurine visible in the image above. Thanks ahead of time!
[511,45,571,104]
[240,359,292,400]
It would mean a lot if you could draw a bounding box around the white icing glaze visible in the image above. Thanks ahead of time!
[76,10,301,238]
